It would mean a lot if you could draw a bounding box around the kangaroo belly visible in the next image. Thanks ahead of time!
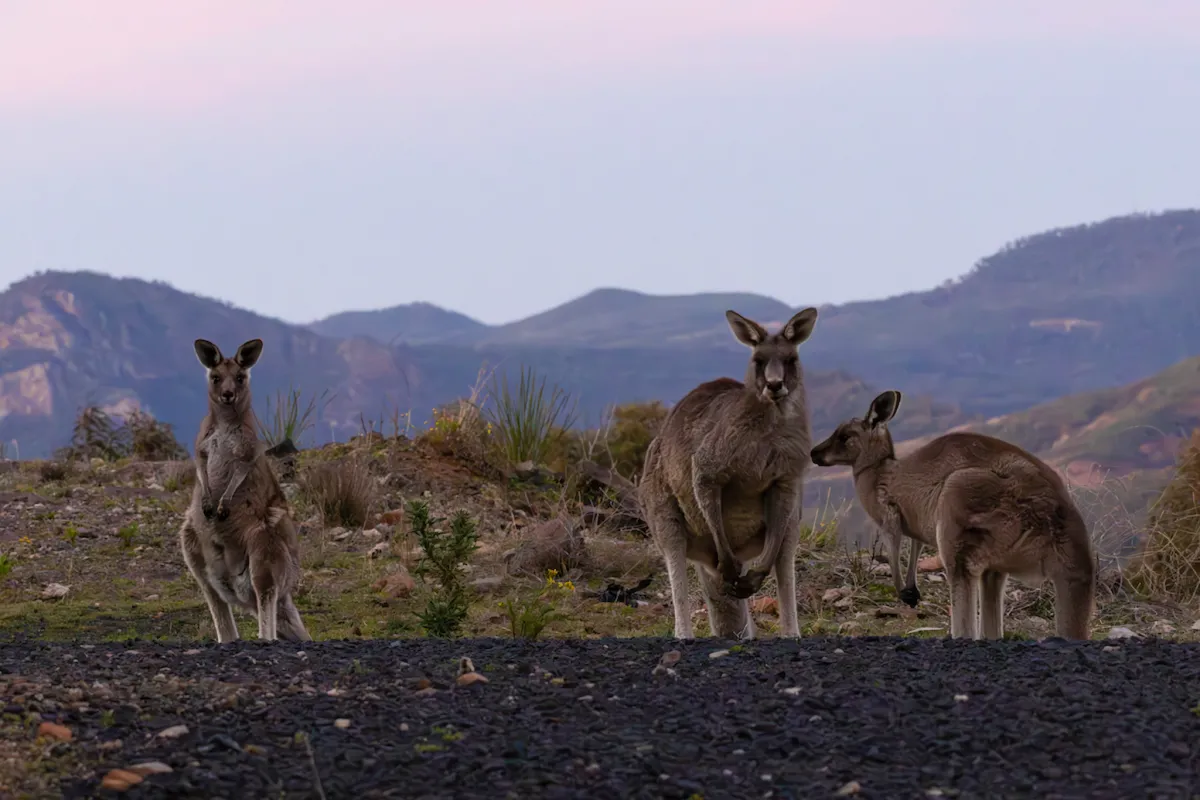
[721,492,765,560]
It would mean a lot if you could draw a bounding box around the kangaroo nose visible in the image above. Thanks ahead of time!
[221,390,235,400]
[766,379,784,393]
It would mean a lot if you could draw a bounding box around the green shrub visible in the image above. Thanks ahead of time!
[256,385,332,447]
[409,500,479,638]
[484,365,577,467]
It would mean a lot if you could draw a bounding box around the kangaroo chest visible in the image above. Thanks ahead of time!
[203,424,254,498]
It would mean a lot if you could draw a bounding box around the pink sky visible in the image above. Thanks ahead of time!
[6,1,1199,117]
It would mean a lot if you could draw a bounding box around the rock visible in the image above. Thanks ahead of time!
[659,650,682,668]
[371,567,415,599]
[1107,626,1140,640]
[871,563,891,577]
[503,517,588,577]
[361,528,384,540]
[836,780,862,796]
[708,649,731,660]
[379,509,405,526]
[918,554,944,572]
[1191,620,1200,631]
[37,721,72,741]
[157,724,189,739]
[100,769,145,791]
[128,762,173,776]
[330,527,351,542]
[470,576,504,594]
[368,541,390,559]
[750,596,778,615]
[334,718,351,729]
[1150,620,1176,635]
[1025,616,1052,632]
[822,587,849,603]
[456,672,489,687]
[834,596,854,610]
[41,583,69,600]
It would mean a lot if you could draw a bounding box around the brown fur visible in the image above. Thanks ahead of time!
[640,307,818,640]
[810,390,1096,640]
[179,338,310,644]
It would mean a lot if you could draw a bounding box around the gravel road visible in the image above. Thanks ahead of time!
[2,636,1198,799]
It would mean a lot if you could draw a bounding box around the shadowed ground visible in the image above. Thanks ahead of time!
[2,636,1198,798]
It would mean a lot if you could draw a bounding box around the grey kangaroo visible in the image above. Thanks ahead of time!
[178,338,310,643]
[640,307,818,640]
[810,390,1095,640]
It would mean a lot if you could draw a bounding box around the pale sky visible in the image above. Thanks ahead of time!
[2,1,1200,326]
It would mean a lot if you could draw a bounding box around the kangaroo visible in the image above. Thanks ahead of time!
[178,338,311,643]
[640,307,818,640]
[809,390,1095,640]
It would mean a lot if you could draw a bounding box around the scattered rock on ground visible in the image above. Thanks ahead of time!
[371,567,415,599]
[503,517,588,577]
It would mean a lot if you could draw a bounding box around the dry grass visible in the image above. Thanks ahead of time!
[300,458,376,529]
[1126,431,1200,602]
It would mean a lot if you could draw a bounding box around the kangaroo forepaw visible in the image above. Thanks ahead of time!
[201,496,215,520]
[215,501,230,522]
[899,586,921,607]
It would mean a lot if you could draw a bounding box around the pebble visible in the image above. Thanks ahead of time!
[157,724,190,739]
[1107,627,1140,640]
[334,719,351,729]
[100,769,145,791]
[37,721,73,741]
[456,672,489,687]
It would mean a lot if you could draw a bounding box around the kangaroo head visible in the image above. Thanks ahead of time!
[810,390,901,467]
[194,338,263,412]
[725,307,818,405]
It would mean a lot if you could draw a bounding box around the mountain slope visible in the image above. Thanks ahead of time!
[324,210,1200,419]
[0,272,961,458]
[308,302,486,345]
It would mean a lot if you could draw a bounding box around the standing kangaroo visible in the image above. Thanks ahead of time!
[640,307,818,640]
[178,338,311,643]
[809,390,1095,640]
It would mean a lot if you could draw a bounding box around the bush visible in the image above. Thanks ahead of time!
[1128,430,1200,601]
[257,385,332,448]
[126,410,188,461]
[37,460,71,483]
[56,406,188,463]
[497,569,575,640]
[601,401,668,479]
[484,365,577,468]
[409,500,480,638]
[300,459,374,528]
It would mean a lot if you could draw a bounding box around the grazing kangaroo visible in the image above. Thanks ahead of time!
[640,307,819,640]
[178,338,311,643]
[809,390,1095,640]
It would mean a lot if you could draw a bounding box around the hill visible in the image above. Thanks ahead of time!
[324,210,1200,419]
[0,272,961,458]
[307,302,486,345]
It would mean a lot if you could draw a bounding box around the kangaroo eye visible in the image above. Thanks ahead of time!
[235,375,245,385]
[210,375,220,385]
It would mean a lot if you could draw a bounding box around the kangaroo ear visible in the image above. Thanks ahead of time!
[235,338,264,369]
[781,307,818,345]
[865,390,902,427]
[194,339,222,369]
[725,310,768,347]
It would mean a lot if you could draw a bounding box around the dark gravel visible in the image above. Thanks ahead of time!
[3,636,1199,799]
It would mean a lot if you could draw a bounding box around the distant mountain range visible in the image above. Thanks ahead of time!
[2,210,1199,474]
